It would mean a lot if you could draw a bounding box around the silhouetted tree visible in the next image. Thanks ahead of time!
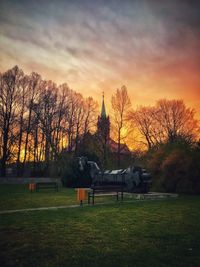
[154,99,199,143]
[111,86,131,167]
[23,72,41,168]
[16,74,29,175]
[0,66,22,176]
[130,99,199,149]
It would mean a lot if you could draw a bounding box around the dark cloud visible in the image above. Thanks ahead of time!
[148,0,200,28]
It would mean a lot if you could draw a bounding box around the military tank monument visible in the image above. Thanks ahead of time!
[77,156,151,193]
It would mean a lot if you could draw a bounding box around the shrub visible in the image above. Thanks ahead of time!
[161,150,188,192]
[146,141,200,194]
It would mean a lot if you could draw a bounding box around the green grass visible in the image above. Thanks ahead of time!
[0,185,77,210]
[0,185,134,211]
[0,185,200,267]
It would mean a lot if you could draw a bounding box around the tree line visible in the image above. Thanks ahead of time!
[0,66,98,176]
[129,99,199,149]
[0,66,199,183]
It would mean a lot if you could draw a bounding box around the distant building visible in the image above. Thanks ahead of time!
[97,94,110,145]
[97,94,130,155]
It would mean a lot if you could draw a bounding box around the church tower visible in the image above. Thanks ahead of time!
[97,93,110,143]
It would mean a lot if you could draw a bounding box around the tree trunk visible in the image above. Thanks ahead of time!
[117,129,121,168]
[16,113,24,176]
[1,127,9,177]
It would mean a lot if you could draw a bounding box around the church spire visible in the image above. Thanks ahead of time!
[101,92,106,118]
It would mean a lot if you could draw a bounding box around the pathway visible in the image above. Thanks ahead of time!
[0,192,178,215]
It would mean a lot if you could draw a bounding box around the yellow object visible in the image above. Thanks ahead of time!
[77,188,85,203]
[29,183,35,192]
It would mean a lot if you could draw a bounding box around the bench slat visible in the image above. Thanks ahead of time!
[88,185,124,204]
[35,182,58,192]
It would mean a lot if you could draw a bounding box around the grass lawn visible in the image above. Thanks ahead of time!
[0,185,141,211]
[0,185,200,267]
[0,185,78,211]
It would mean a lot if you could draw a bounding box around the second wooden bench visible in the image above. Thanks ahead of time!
[35,182,58,192]
[88,185,124,205]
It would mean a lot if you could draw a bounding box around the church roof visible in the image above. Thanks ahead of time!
[109,138,130,154]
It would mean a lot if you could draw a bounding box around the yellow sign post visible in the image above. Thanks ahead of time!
[29,183,36,192]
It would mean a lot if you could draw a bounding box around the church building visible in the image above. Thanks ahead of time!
[97,94,110,145]
[97,94,130,156]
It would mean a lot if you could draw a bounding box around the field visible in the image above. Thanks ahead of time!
[0,185,200,267]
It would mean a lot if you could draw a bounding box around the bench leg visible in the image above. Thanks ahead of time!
[88,193,90,204]
[121,191,124,201]
[92,193,94,205]
[116,192,119,201]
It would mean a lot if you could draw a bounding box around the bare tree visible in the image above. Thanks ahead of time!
[83,97,98,135]
[111,86,131,167]
[16,75,29,175]
[129,106,165,149]
[33,81,58,173]
[53,83,69,156]
[130,99,200,149]
[154,99,199,143]
[73,94,84,154]
[0,66,22,176]
[65,90,79,153]
[23,72,41,167]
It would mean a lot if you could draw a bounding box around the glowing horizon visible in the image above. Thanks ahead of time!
[0,0,199,118]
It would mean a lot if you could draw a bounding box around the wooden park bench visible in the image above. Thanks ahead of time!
[88,184,125,205]
[35,182,58,192]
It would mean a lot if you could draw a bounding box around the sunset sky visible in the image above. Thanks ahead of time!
[0,0,200,117]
